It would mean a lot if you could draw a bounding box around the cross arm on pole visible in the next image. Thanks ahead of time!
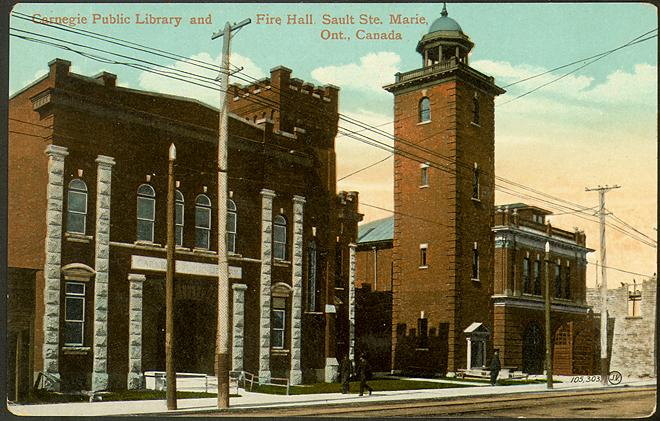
[211,18,251,39]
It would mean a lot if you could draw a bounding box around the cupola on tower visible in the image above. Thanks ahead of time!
[384,4,505,375]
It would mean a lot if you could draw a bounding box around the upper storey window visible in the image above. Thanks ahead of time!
[472,96,480,125]
[419,97,431,122]
[195,194,212,250]
[137,184,156,242]
[227,199,237,253]
[274,215,287,260]
[175,190,184,247]
[67,179,88,234]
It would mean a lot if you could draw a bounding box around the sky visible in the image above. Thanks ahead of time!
[8,2,658,288]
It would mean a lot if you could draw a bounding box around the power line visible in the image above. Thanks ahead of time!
[10,19,656,249]
[585,260,655,279]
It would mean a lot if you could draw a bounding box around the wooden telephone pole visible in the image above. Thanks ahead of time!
[211,18,250,410]
[585,184,620,386]
[166,143,177,410]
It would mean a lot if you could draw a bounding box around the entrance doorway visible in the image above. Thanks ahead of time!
[174,299,216,374]
[522,323,544,374]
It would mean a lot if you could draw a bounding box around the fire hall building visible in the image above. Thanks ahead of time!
[8,58,362,394]
[354,5,598,376]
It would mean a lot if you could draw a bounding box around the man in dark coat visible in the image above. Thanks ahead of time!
[489,349,501,386]
[357,354,373,396]
[339,355,352,394]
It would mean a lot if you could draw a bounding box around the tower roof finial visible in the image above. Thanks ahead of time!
[441,2,448,17]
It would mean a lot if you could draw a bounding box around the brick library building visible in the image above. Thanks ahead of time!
[355,5,599,377]
[8,59,363,396]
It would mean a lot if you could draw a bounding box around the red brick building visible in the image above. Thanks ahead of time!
[383,5,503,374]
[355,6,598,376]
[493,204,597,375]
[8,59,361,394]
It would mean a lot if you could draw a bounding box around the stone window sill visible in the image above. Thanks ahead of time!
[471,121,481,128]
[419,184,429,189]
[415,348,430,352]
[228,252,242,258]
[271,348,289,356]
[193,248,217,255]
[175,246,191,251]
[304,311,324,315]
[471,197,481,203]
[66,232,93,243]
[62,346,91,355]
[471,278,480,282]
[417,120,431,126]
[273,260,291,267]
[419,265,428,269]
[134,240,162,248]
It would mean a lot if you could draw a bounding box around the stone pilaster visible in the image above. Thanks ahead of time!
[42,144,68,391]
[92,155,115,391]
[127,273,146,389]
[259,189,276,382]
[290,195,305,385]
[232,283,248,372]
[348,243,357,362]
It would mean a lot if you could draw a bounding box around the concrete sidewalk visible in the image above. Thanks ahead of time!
[8,376,656,417]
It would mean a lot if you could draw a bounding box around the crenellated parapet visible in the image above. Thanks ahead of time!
[229,66,339,147]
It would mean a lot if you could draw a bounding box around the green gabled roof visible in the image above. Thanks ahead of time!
[358,216,394,244]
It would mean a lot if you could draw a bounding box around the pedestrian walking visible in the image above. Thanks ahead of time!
[489,349,501,386]
[357,354,373,396]
[339,355,352,394]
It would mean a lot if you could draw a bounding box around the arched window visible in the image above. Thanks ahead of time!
[227,199,237,253]
[175,190,184,247]
[67,179,87,234]
[137,184,155,242]
[472,96,480,125]
[419,97,431,122]
[195,194,212,249]
[273,215,287,260]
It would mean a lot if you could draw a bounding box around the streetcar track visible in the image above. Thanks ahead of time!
[175,386,656,417]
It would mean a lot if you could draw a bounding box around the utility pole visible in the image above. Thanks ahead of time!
[544,241,553,389]
[211,18,250,410]
[166,143,177,410]
[585,184,620,386]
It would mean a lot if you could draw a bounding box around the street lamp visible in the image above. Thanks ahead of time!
[544,241,553,389]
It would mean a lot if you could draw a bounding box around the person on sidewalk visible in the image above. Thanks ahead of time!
[489,349,501,386]
[357,354,373,396]
[339,355,352,394]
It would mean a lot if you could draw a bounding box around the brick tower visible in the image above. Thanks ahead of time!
[384,4,505,374]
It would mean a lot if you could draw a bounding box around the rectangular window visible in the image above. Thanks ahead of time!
[67,190,87,234]
[137,196,155,242]
[195,206,211,249]
[533,259,542,295]
[419,244,428,267]
[564,266,571,299]
[272,297,286,349]
[420,164,429,187]
[472,165,480,200]
[64,282,85,346]
[554,263,562,298]
[273,224,286,260]
[418,317,429,348]
[226,211,236,253]
[175,201,184,247]
[523,257,531,293]
[472,245,479,280]
[307,242,317,311]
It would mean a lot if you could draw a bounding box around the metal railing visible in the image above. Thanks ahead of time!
[230,370,290,395]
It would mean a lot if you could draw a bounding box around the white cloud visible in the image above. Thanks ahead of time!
[138,52,266,107]
[475,59,657,106]
[311,52,401,92]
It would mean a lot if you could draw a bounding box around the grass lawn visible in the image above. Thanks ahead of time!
[27,389,223,404]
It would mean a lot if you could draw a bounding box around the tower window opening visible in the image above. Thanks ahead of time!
[472,96,480,125]
[419,97,431,122]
